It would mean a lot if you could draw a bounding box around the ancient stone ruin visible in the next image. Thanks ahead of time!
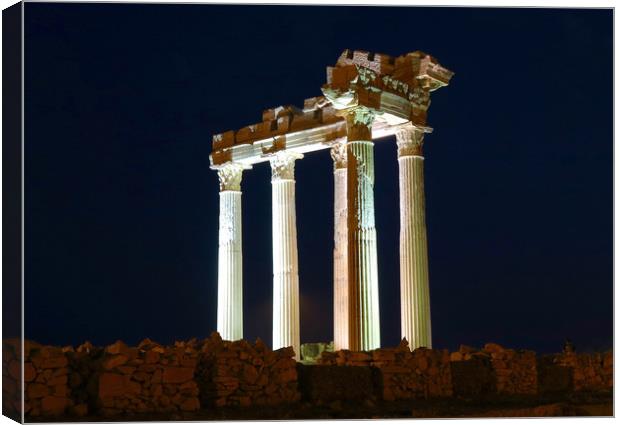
[210,49,454,358]
[2,336,612,420]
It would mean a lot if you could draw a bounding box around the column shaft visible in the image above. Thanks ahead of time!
[397,127,432,349]
[346,108,380,351]
[332,143,348,350]
[216,163,246,341]
[271,152,302,360]
[217,191,243,340]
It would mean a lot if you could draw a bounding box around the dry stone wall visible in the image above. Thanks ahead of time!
[319,339,453,401]
[22,341,76,418]
[94,339,200,416]
[3,336,612,420]
[296,363,379,402]
[553,351,613,392]
[451,344,538,395]
[3,339,22,420]
[449,346,497,397]
[196,332,300,407]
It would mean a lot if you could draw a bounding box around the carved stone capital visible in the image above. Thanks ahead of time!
[269,151,304,181]
[330,142,347,170]
[216,162,246,192]
[345,106,376,141]
[395,126,425,157]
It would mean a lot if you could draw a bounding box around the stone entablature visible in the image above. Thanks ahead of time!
[209,50,452,168]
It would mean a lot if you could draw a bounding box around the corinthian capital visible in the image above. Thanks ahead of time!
[395,126,425,158]
[216,162,246,192]
[330,142,347,170]
[345,106,376,142]
[269,151,304,181]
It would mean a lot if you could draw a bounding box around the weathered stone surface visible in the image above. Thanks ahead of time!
[99,373,136,398]
[145,350,160,364]
[484,343,504,353]
[14,335,613,419]
[196,332,299,408]
[38,356,69,369]
[70,403,88,417]
[243,364,258,384]
[106,340,129,355]
[103,354,128,370]
[27,383,50,399]
[163,367,194,384]
[47,374,68,386]
[180,397,200,411]
[41,396,70,415]
[297,363,376,402]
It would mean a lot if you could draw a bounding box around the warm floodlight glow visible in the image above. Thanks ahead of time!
[210,49,453,352]
[397,126,432,349]
[216,163,246,341]
[270,152,303,360]
[331,142,349,350]
[344,107,381,351]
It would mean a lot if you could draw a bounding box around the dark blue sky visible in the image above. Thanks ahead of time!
[24,4,612,354]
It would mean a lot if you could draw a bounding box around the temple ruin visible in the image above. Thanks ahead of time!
[209,49,454,359]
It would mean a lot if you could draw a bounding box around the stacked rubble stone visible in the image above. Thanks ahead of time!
[95,339,200,416]
[196,332,300,407]
[23,341,74,417]
[601,352,613,388]
[66,341,103,417]
[449,345,497,397]
[319,339,453,401]
[536,354,573,394]
[554,351,613,392]
[450,343,537,395]
[449,344,485,362]
[5,336,612,420]
[483,343,538,395]
[3,339,22,420]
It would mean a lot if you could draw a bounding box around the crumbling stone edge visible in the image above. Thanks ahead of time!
[2,334,612,419]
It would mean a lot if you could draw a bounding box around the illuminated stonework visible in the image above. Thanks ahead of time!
[396,125,424,158]
[330,142,348,350]
[216,162,245,191]
[344,107,381,351]
[209,49,453,351]
[396,125,432,349]
[270,151,303,359]
[215,163,248,341]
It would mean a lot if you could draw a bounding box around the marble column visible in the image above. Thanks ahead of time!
[345,107,381,351]
[396,125,432,349]
[270,151,303,360]
[331,142,348,350]
[216,162,247,341]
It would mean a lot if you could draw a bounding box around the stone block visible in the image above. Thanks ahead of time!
[180,397,200,411]
[103,354,128,370]
[27,383,50,399]
[162,367,193,384]
[450,357,497,397]
[41,396,70,415]
[296,364,377,402]
[99,373,139,398]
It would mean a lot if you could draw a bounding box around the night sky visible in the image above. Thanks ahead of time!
[24,4,612,354]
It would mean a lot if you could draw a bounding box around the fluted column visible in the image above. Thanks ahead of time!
[345,107,381,351]
[216,162,247,341]
[270,151,303,360]
[331,142,348,350]
[396,125,432,349]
